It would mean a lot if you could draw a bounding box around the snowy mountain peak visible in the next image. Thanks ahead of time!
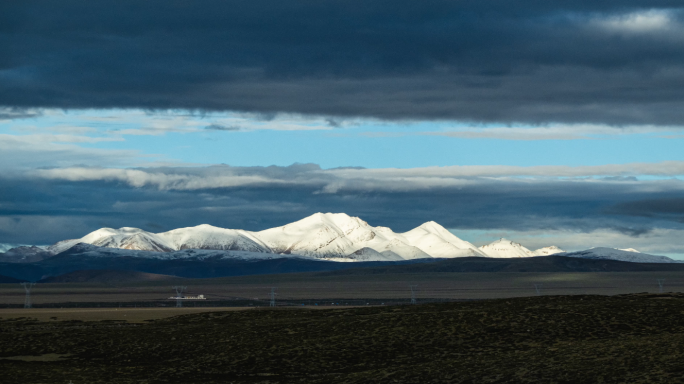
[561,247,675,263]
[479,238,535,258]
[619,248,640,253]
[417,221,447,232]
[118,227,146,232]
[43,213,671,263]
[533,246,565,256]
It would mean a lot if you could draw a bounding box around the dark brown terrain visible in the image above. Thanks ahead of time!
[2,293,684,383]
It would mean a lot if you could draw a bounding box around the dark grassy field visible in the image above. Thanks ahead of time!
[2,293,684,383]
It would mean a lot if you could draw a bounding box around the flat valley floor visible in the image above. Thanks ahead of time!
[1,271,683,306]
[3,293,684,383]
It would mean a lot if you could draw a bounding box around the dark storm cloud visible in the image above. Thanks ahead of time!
[609,198,684,222]
[0,107,42,120]
[2,164,684,244]
[2,1,684,124]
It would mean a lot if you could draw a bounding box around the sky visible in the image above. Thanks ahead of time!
[1,1,684,258]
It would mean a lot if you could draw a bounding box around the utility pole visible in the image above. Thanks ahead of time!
[410,285,418,305]
[21,282,36,309]
[534,283,542,296]
[269,287,276,307]
[173,286,187,308]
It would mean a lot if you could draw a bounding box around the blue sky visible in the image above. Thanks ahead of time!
[2,108,684,259]
[4,109,684,170]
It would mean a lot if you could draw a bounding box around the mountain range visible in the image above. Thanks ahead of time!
[46,213,562,261]
[0,212,679,265]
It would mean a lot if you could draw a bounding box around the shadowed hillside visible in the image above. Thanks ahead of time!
[318,255,684,276]
[0,275,25,284]
[38,270,180,284]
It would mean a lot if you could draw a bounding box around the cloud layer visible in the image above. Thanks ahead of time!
[1,163,683,248]
[3,2,684,124]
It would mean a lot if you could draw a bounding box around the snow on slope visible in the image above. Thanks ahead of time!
[402,222,488,258]
[325,247,404,262]
[60,243,317,262]
[0,244,47,253]
[55,213,672,263]
[256,213,377,258]
[533,246,565,256]
[256,213,482,260]
[159,224,272,253]
[47,213,485,261]
[479,238,536,258]
[559,247,677,263]
[49,228,174,254]
[0,244,18,253]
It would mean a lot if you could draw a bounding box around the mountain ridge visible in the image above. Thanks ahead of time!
[48,213,491,261]
[17,212,676,264]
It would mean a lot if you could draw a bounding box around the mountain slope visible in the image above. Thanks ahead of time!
[559,248,677,263]
[533,246,565,256]
[46,213,486,261]
[402,222,488,258]
[0,244,430,281]
[49,227,175,254]
[38,270,179,284]
[0,274,26,283]
[0,246,54,263]
[318,255,684,275]
[41,212,671,264]
[159,224,272,253]
[256,213,378,258]
[479,238,536,258]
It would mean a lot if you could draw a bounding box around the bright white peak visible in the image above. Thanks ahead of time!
[403,222,488,258]
[533,246,565,256]
[48,212,484,261]
[618,248,640,253]
[479,238,535,258]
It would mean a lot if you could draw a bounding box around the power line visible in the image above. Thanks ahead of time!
[534,283,543,296]
[410,285,418,305]
[269,287,276,307]
[20,282,36,309]
[172,286,187,308]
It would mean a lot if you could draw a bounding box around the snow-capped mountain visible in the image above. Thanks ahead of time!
[47,212,486,261]
[559,248,677,263]
[532,246,565,256]
[402,222,488,258]
[0,246,54,263]
[478,240,565,258]
[160,224,272,253]
[57,243,315,262]
[254,213,482,260]
[49,227,174,254]
[478,238,535,258]
[0,244,17,253]
[42,212,672,264]
[0,243,47,253]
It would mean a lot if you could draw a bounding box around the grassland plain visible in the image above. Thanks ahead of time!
[0,271,683,306]
[2,294,684,383]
